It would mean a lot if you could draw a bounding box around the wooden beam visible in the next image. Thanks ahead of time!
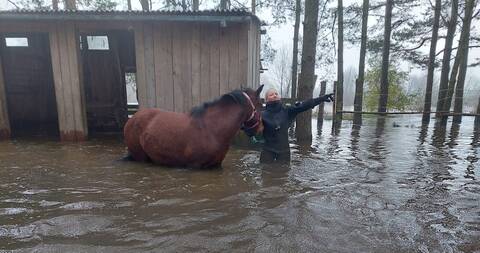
[134,23,148,108]
[227,24,240,92]
[199,23,212,103]
[0,50,11,140]
[154,22,174,111]
[172,23,192,112]
[0,21,51,33]
[143,23,157,108]
[191,22,201,108]
[219,25,229,95]
[209,23,220,100]
[238,23,249,88]
[49,22,87,141]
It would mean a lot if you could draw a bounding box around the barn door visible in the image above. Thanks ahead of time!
[0,33,59,137]
[81,32,128,133]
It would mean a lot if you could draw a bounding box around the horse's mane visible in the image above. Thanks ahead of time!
[190,89,249,119]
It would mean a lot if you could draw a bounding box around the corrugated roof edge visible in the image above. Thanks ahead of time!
[0,8,261,23]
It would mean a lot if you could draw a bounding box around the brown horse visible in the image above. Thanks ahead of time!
[123,85,264,168]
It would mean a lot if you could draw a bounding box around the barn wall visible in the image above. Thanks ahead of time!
[135,21,254,112]
[49,22,88,141]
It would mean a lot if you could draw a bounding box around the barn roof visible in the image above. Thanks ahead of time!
[0,9,260,23]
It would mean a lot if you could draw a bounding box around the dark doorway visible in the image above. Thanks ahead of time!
[81,31,136,133]
[0,33,59,138]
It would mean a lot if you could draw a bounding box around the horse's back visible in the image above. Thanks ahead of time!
[124,108,193,164]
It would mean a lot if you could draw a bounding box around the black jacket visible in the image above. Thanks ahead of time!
[261,97,324,153]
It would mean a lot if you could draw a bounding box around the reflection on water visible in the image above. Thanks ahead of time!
[0,116,479,252]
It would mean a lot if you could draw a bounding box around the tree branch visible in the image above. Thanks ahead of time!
[436,45,480,56]
[402,37,432,51]
[7,0,20,9]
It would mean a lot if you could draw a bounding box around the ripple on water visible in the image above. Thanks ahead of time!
[0,208,30,216]
[0,215,114,240]
[60,201,106,210]
[20,189,49,195]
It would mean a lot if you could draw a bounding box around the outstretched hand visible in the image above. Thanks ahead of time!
[320,93,335,102]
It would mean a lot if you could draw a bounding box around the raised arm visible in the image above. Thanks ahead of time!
[287,93,334,117]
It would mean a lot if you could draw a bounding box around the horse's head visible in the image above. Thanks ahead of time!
[240,85,264,137]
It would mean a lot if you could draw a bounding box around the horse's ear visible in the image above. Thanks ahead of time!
[256,85,264,97]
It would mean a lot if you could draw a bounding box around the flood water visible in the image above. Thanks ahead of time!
[0,116,479,252]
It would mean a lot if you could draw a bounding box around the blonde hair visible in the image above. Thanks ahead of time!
[264,88,278,100]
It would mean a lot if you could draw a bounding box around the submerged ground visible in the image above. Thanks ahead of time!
[0,116,479,252]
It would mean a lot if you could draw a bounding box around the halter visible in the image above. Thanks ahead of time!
[241,92,261,135]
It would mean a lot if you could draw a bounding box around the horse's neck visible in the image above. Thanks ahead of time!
[203,104,245,143]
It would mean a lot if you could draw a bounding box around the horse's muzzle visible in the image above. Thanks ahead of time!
[242,111,262,137]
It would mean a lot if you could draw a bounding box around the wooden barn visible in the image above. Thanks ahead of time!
[0,9,261,141]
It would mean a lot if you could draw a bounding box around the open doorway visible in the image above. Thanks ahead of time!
[80,30,136,134]
[0,33,59,138]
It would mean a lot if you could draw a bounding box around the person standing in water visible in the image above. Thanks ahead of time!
[260,88,334,163]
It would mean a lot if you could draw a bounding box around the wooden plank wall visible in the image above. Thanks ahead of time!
[247,20,260,89]
[135,21,254,113]
[49,22,88,141]
[0,54,10,140]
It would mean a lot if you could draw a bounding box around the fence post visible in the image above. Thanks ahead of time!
[317,80,326,131]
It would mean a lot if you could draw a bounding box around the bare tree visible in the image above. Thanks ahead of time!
[421,0,441,124]
[378,0,394,113]
[65,0,76,9]
[272,45,292,97]
[296,0,319,143]
[290,0,301,99]
[436,0,458,117]
[220,0,230,9]
[193,0,199,10]
[475,95,480,129]
[52,0,59,10]
[453,0,475,123]
[353,0,369,125]
[336,0,344,123]
[140,0,150,10]
[317,81,327,131]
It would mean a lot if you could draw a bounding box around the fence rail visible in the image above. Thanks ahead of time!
[339,111,480,117]
[127,103,480,117]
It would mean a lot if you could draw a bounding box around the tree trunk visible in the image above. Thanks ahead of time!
[193,0,199,10]
[336,0,344,122]
[377,0,393,113]
[444,47,462,117]
[295,0,319,143]
[251,0,256,14]
[181,0,187,10]
[475,95,480,129]
[220,0,230,9]
[353,0,369,125]
[140,0,150,10]
[317,81,326,131]
[291,0,301,99]
[65,0,76,10]
[332,81,340,134]
[453,0,475,123]
[435,0,458,117]
[421,0,441,125]
[52,0,59,10]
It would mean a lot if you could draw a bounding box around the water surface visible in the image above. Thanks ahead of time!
[0,116,479,252]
